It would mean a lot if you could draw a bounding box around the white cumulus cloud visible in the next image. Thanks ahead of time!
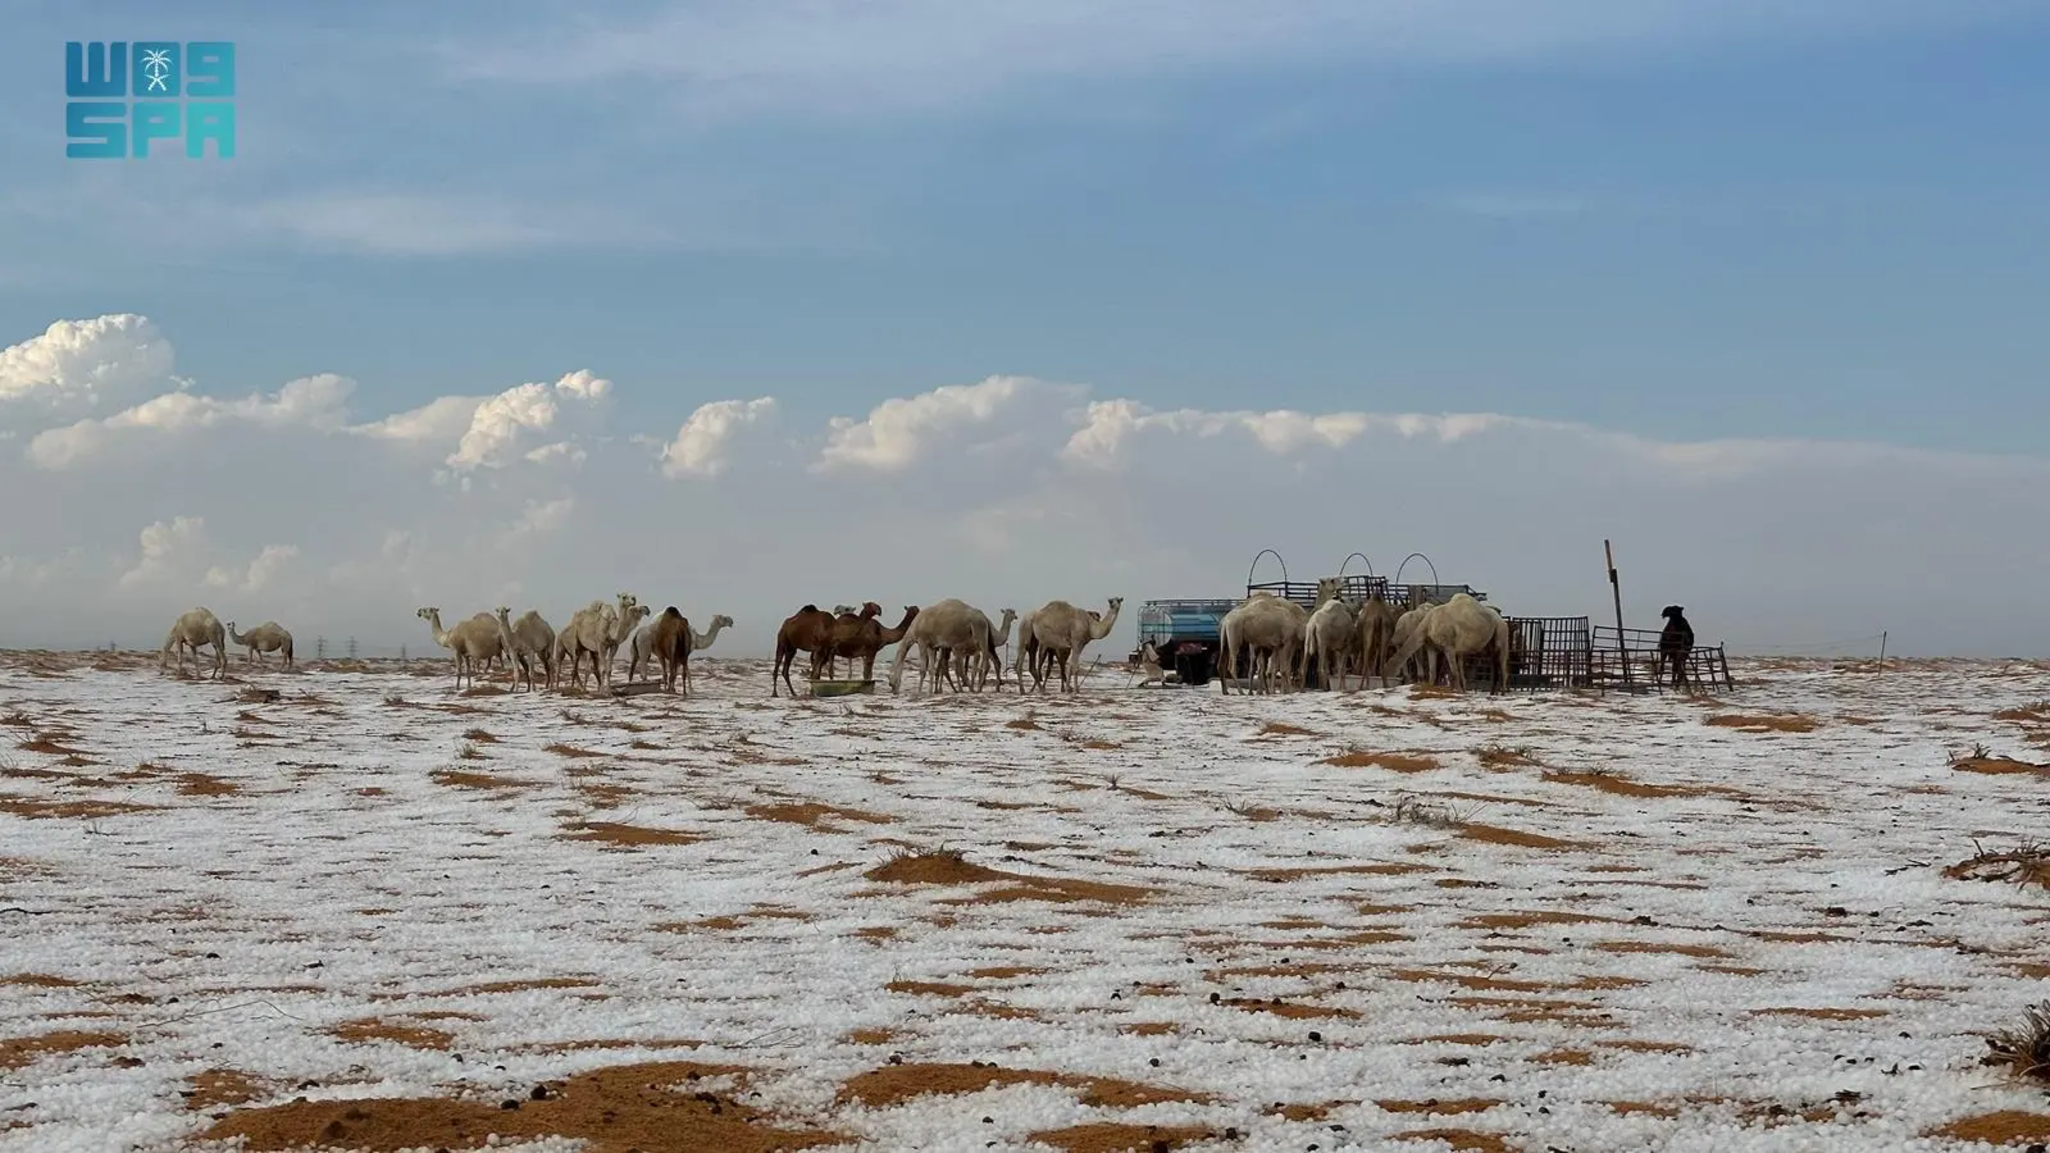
[661,397,778,478]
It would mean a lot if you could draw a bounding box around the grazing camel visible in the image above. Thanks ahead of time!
[1351,592,1397,691]
[160,607,229,679]
[628,612,732,683]
[1384,601,1441,685]
[1219,593,1307,695]
[816,603,881,678]
[773,604,840,697]
[493,607,556,693]
[889,599,992,694]
[1386,593,1510,694]
[417,607,504,690]
[1023,597,1124,692]
[1302,594,1358,691]
[1655,605,1695,691]
[226,620,295,669]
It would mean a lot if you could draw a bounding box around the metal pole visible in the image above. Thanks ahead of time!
[1878,630,1887,674]
[1605,539,1632,688]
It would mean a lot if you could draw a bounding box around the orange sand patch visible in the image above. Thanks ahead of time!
[1594,940,1729,959]
[0,1030,124,1070]
[885,980,971,997]
[429,770,531,790]
[541,742,605,758]
[1705,713,1820,733]
[1953,756,2050,779]
[1004,717,1044,731]
[1457,822,1590,851]
[1458,910,1617,931]
[1532,1049,1593,1066]
[331,1017,460,1050]
[1391,1131,1510,1153]
[865,850,1151,905]
[0,973,81,988]
[183,1068,268,1111]
[1248,862,1432,882]
[1258,722,1320,737]
[0,794,153,820]
[1926,1111,2050,1146]
[1749,1007,1887,1021]
[1378,1098,1502,1115]
[197,1059,844,1152]
[563,822,704,848]
[1540,769,1730,799]
[837,1062,1207,1110]
[175,772,239,797]
[1220,996,1359,1020]
[746,802,894,830]
[445,977,600,995]
[1319,750,1440,772]
[1386,969,1550,994]
[1027,1123,1216,1152]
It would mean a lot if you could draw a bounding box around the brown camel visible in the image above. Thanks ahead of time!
[644,607,694,694]
[821,605,920,684]
[773,602,872,696]
[812,602,882,680]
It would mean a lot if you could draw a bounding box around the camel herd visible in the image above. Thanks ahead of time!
[150,584,1522,698]
[151,594,1127,698]
[1209,579,1514,694]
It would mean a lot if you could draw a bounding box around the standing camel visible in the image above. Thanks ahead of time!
[1219,593,1307,695]
[160,607,229,680]
[1023,597,1124,692]
[417,607,504,690]
[773,604,842,697]
[889,599,993,695]
[493,607,556,692]
[629,612,732,683]
[1302,586,1358,691]
[1386,593,1510,694]
[226,620,295,670]
[558,596,645,692]
[829,606,920,684]
[1352,592,1398,691]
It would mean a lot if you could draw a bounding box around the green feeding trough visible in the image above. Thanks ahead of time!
[809,678,876,698]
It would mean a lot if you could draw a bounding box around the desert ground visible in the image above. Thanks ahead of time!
[1,650,2047,1153]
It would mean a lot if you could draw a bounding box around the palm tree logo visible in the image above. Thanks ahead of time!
[140,48,173,93]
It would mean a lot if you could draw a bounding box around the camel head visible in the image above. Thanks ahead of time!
[494,605,512,620]
[860,601,883,619]
[710,614,735,630]
[416,607,439,621]
[832,604,858,615]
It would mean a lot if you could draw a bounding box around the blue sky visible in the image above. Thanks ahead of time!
[3,1,2049,655]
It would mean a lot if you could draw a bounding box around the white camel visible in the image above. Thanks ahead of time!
[959,607,1017,691]
[1387,593,1510,694]
[628,612,732,683]
[417,607,504,690]
[1218,593,1307,695]
[493,607,557,693]
[160,607,229,680]
[558,594,645,691]
[226,620,295,670]
[1352,591,1399,692]
[1384,601,1440,685]
[1023,597,1123,692]
[889,599,997,695]
[1302,595,1358,692]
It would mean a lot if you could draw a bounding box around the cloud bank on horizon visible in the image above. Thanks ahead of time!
[2,313,2044,659]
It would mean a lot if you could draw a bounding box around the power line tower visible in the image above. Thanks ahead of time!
[347,638,358,660]
[400,645,407,662]
[315,636,327,661]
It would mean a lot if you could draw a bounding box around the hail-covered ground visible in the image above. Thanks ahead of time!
[1,649,2047,1153]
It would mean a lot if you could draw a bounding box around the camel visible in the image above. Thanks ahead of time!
[493,607,556,693]
[960,607,1017,692]
[822,606,919,684]
[641,607,692,694]
[417,607,505,690]
[814,602,885,681]
[557,594,643,692]
[1655,605,1695,691]
[1012,607,1042,693]
[629,612,732,684]
[889,599,997,695]
[1302,596,1357,691]
[1023,597,1123,693]
[1350,592,1398,691]
[226,620,295,669]
[1384,601,1441,685]
[1218,593,1307,695]
[160,607,229,679]
[1386,593,1510,694]
[773,604,834,696]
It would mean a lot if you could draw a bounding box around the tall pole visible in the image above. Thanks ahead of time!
[1605,539,1632,687]
[1878,630,1888,675]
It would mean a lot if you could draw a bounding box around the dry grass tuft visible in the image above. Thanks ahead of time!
[1475,744,1537,768]
[1945,841,2050,891]
[1950,744,2050,778]
[1319,747,1440,773]
[1704,713,1820,733]
[543,742,605,759]
[1981,1001,2050,1085]
[1258,721,1320,738]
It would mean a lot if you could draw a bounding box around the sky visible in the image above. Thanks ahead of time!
[2,0,2048,658]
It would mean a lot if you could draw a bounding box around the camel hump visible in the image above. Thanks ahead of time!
[799,603,819,613]
[664,606,683,618]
